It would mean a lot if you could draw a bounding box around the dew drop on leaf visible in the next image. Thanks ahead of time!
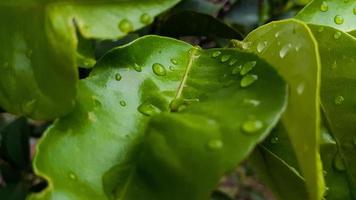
[207,139,223,151]
[334,31,342,39]
[334,95,344,105]
[170,58,178,65]
[221,54,231,63]
[138,102,160,116]
[69,173,77,180]
[297,82,305,95]
[229,58,238,66]
[133,63,142,72]
[243,98,260,107]
[152,63,167,76]
[240,61,257,75]
[320,1,329,12]
[92,96,102,108]
[115,73,122,81]
[270,137,279,144]
[318,27,324,32]
[169,66,175,71]
[353,8,356,15]
[120,100,127,107]
[242,120,263,134]
[211,51,221,58]
[241,74,258,88]
[257,41,267,53]
[23,99,37,115]
[279,44,292,58]
[231,65,242,75]
[274,31,280,38]
[118,19,133,33]
[140,13,152,25]
[169,98,185,112]
[334,15,344,25]
[333,153,346,172]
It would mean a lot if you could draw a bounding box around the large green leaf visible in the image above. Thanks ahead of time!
[239,19,324,200]
[308,25,356,199]
[0,0,180,120]
[296,0,356,33]
[29,35,287,200]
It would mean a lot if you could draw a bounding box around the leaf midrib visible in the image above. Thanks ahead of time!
[174,47,199,100]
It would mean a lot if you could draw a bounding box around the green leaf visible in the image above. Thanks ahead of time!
[250,144,308,200]
[296,0,356,33]
[30,36,287,200]
[0,0,180,119]
[308,24,356,199]
[240,19,324,200]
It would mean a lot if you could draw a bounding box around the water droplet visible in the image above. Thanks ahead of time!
[188,46,201,58]
[274,32,280,38]
[221,54,231,63]
[87,112,97,122]
[240,74,258,88]
[138,102,160,116]
[240,61,257,75]
[333,153,346,171]
[69,173,77,180]
[229,58,238,66]
[257,41,267,53]
[353,8,356,15]
[279,44,291,58]
[212,51,221,58]
[297,82,305,95]
[23,99,37,115]
[231,65,242,75]
[120,100,126,107]
[92,96,102,108]
[140,13,152,24]
[133,63,142,72]
[334,31,342,39]
[115,73,122,81]
[169,66,175,71]
[323,170,327,176]
[320,1,329,12]
[243,98,260,106]
[169,98,185,112]
[152,63,167,76]
[242,120,263,134]
[118,19,133,33]
[334,15,344,25]
[334,95,344,105]
[270,137,279,144]
[170,58,178,65]
[242,42,252,50]
[318,27,324,32]
[207,139,223,150]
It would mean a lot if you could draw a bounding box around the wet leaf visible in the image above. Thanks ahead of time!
[29,36,287,200]
[0,0,180,119]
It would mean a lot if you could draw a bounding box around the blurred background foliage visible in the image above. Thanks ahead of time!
[0,0,310,199]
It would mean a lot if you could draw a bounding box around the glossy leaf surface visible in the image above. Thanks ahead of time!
[30,36,287,200]
[0,0,179,119]
[296,0,356,33]
[241,19,324,200]
[309,25,356,199]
